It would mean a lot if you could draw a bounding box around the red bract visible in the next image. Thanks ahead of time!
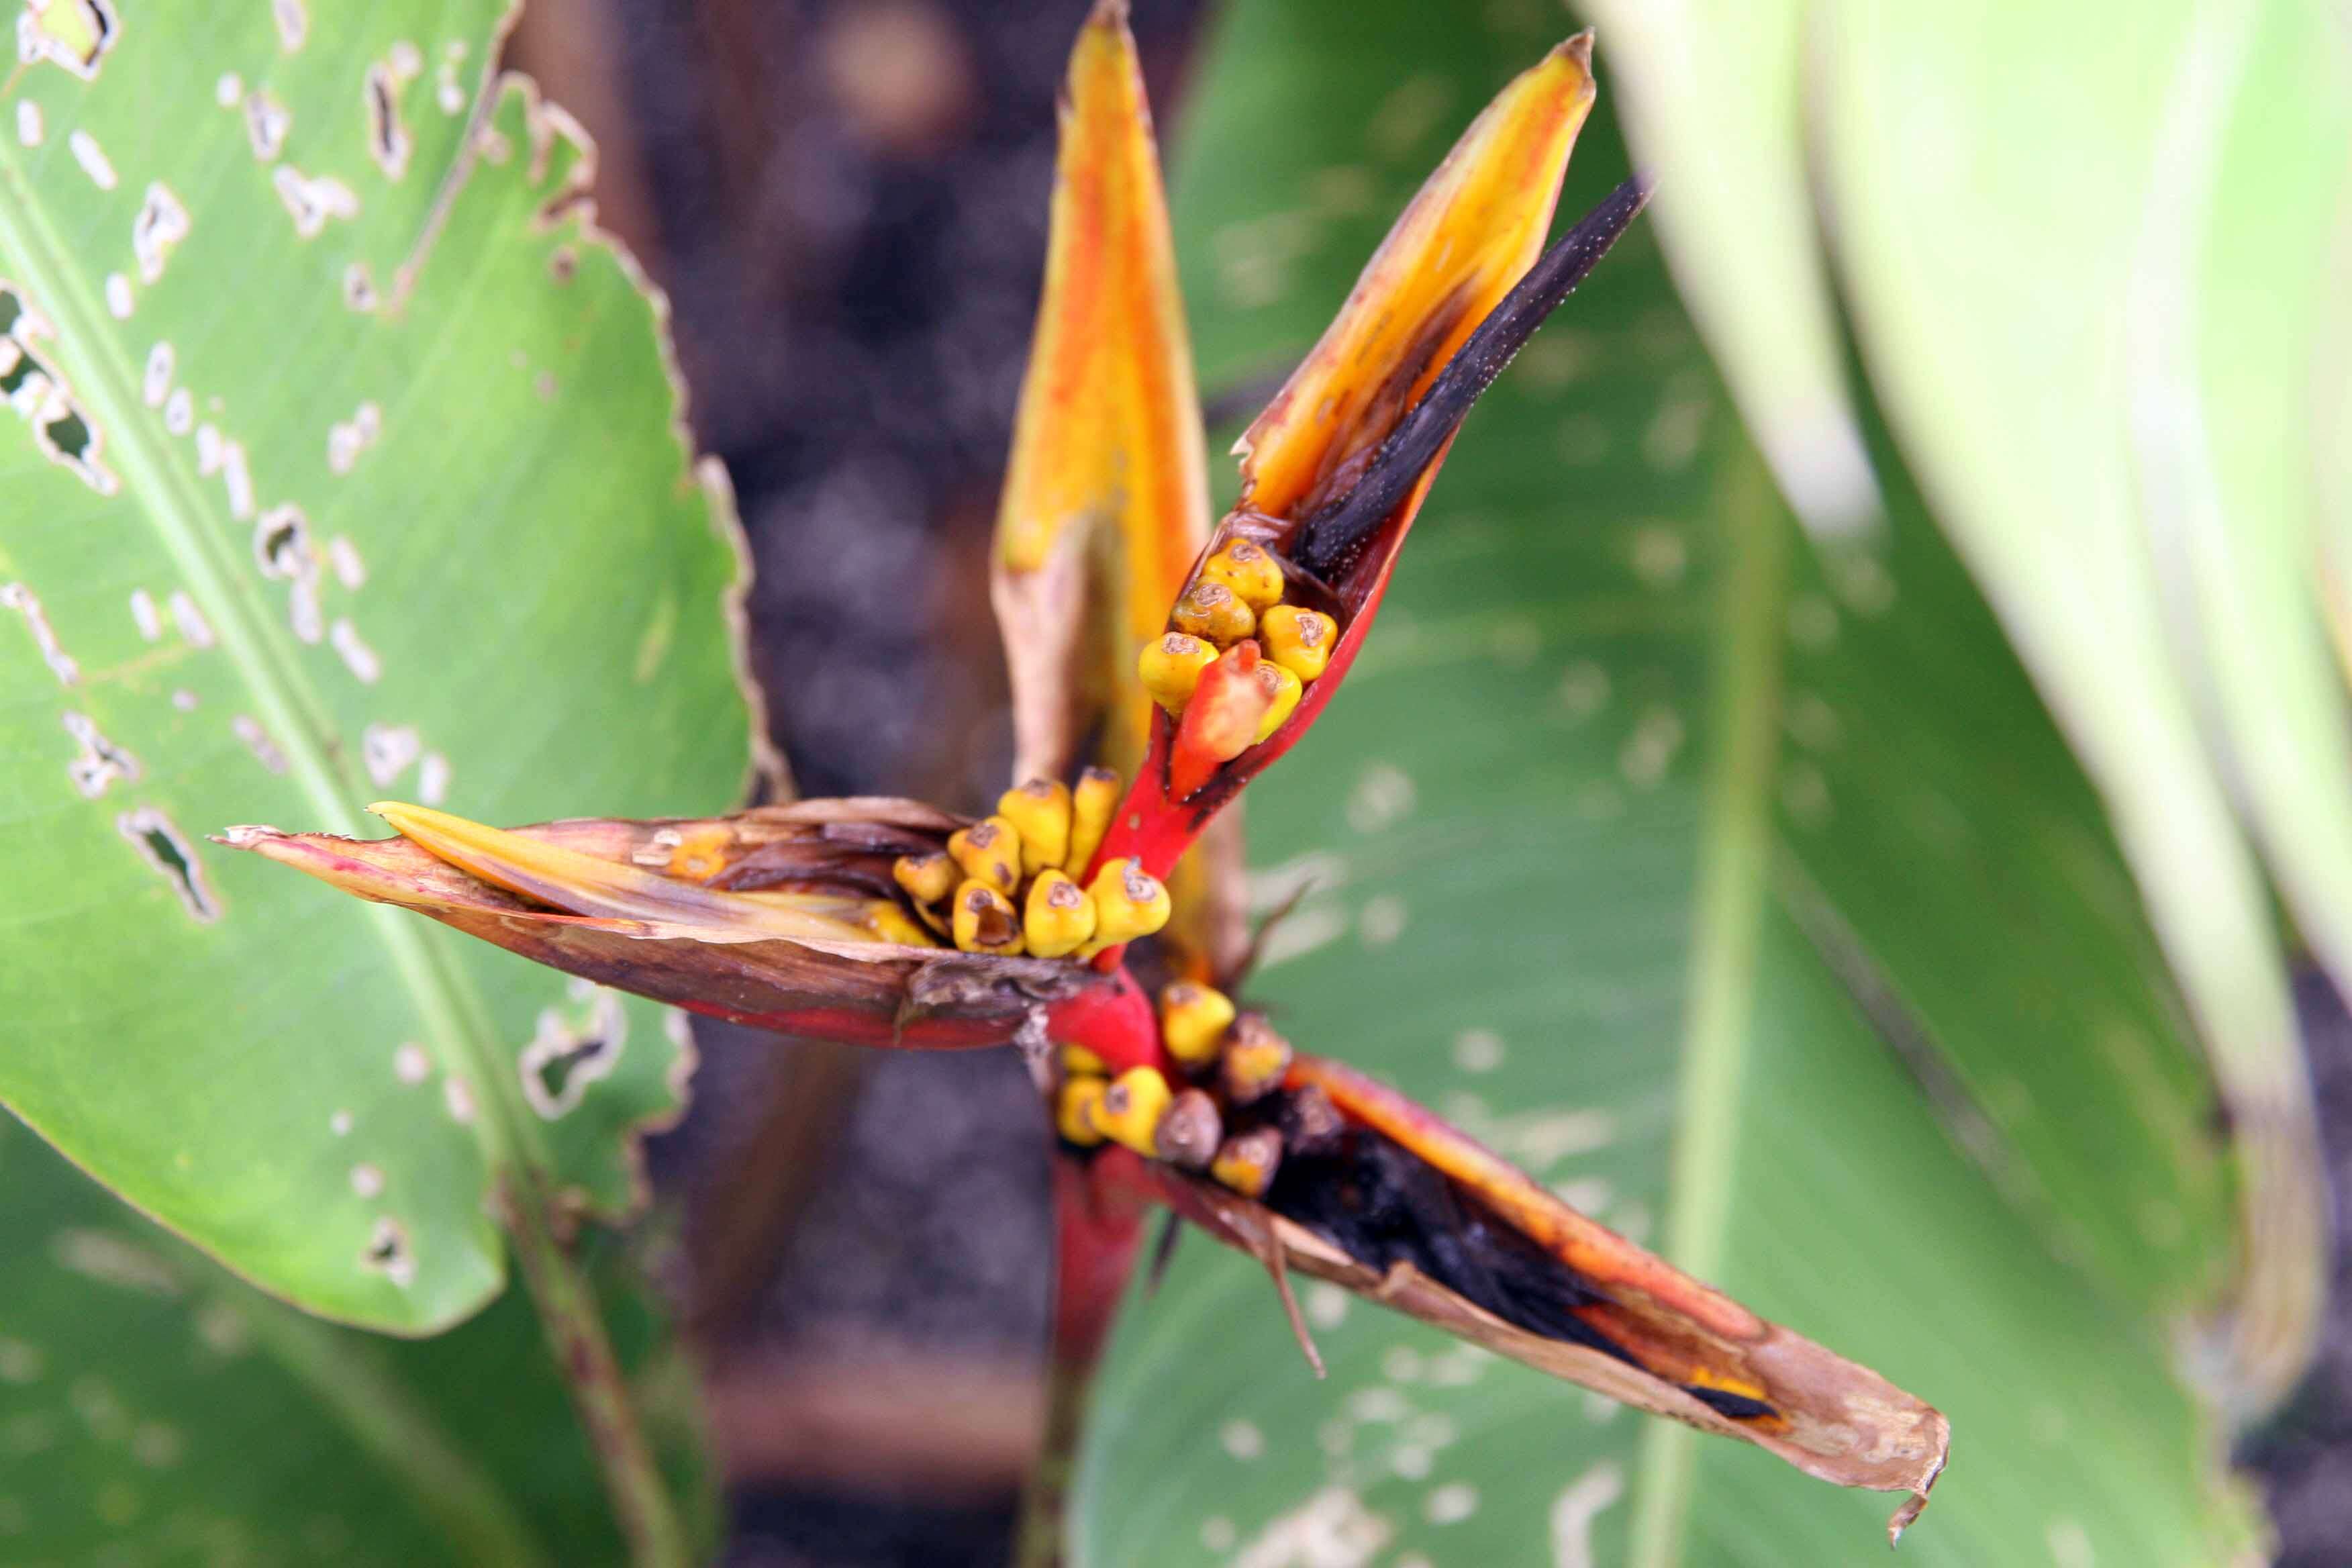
[228,2,1946,1548]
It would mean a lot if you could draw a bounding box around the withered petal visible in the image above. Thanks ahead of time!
[219,814,1106,1047]
[1143,1054,1947,1541]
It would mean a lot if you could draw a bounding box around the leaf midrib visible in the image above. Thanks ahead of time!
[1626,445,1789,1568]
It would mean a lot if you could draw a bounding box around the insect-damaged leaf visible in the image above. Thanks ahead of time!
[0,6,752,1332]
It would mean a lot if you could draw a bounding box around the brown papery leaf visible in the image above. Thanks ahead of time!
[217,803,1101,1047]
[1153,1055,1948,1543]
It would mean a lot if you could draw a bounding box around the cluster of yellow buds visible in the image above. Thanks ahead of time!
[1055,979,1335,1203]
[892,767,1169,959]
[1136,536,1337,749]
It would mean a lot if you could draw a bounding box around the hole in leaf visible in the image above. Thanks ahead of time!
[115,808,217,922]
[518,991,627,1118]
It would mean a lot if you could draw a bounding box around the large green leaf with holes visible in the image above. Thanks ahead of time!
[0,4,751,1333]
[1076,5,2265,1562]
[0,1116,712,1565]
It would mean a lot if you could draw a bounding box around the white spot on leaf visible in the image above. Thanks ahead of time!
[1234,1487,1391,1568]
[326,401,381,473]
[231,714,287,773]
[3,582,77,684]
[244,89,289,160]
[66,127,114,189]
[1549,1463,1624,1568]
[393,1042,431,1083]
[102,271,131,317]
[1344,763,1415,834]
[131,184,190,285]
[1424,1483,1477,1525]
[1451,1028,1505,1073]
[140,340,173,407]
[168,589,214,648]
[329,618,379,683]
[14,101,40,147]
[1220,1419,1265,1460]
[63,710,135,795]
[271,166,358,238]
[348,1163,383,1198]
[361,722,419,786]
[271,0,305,52]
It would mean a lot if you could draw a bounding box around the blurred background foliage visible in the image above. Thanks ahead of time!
[3,0,2351,1565]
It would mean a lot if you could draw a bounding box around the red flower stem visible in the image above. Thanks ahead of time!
[1014,1150,1157,1567]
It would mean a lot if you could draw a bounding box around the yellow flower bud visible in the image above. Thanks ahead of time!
[1079,857,1170,955]
[1198,539,1286,611]
[1155,1089,1223,1170]
[1171,580,1256,646]
[1023,869,1097,959]
[998,777,1072,873]
[1138,632,1218,714]
[947,816,1022,895]
[1252,660,1303,743]
[1067,765,1120,876]
[1061,1043,1108,1077]
[864,903,937,947]
[892,850,956,905]
[1220,1012,1292,1104]
[1056,1075,1108,1146]
[950,880,1025,955]
[1089,1067,1173,1157]
[1159,980,1236,1066]
[1211,1127,1284,1198]
[1261,603,1336,681]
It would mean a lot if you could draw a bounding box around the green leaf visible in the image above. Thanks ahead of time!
[1075,3,2259,1559]
[1594,0,2351,1398]
[1806,0,2343,1400]
[0,1116,714,1565]
[0,7,751,1332]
